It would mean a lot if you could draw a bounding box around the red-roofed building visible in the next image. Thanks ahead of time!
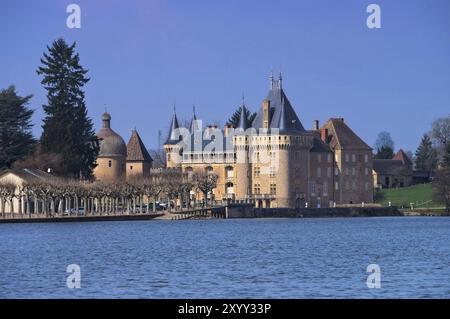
[372,149,413,188]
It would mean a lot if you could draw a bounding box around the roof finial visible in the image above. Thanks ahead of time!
[241,93,245,106]
[270,70,275,90]
[278,71,283,89]
[193,104,196,115]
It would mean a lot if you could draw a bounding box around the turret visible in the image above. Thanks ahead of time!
[126,128,153,180]
[94,112,127,182]
[163,106,183,168]
[189,105,200,132]
[237,100,250,131]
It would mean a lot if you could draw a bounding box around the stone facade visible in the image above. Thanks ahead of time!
[164,75,374,208]
[372,149,413,189]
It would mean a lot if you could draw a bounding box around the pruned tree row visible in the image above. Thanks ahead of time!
[0,170,219,217]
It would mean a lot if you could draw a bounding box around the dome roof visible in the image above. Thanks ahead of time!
[96,112,127,157]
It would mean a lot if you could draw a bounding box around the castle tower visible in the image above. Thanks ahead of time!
[94,112,127,182]
[163,107,183,168]
[249,73,313,208]
[126,128,153,180]
[234,102,251,202]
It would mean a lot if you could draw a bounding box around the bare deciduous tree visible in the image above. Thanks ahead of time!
[433,168,450,215]
[193,172,218,207]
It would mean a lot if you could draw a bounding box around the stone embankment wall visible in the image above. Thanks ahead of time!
[226,204,402,218]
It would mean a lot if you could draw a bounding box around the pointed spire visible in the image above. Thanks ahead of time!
[270,71,275,90]
[166,105,179,143]
[190,104,199,132]
[278,95,287,132]
[102,111,111,129]
[127,128,153,162]
[238,101,249,130]
[278,71,283,89]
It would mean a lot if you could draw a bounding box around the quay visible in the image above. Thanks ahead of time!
[0,212,164,224]
[0,204,413,224]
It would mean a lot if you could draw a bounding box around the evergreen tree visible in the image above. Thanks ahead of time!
[374,146,394,159]
[0,86,36,169]
[37,38,99,179]
[442,141,450,169]
[226,107,256,127]
[414,134,437,171]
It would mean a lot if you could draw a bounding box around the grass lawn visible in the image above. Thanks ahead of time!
[375,184,443,209]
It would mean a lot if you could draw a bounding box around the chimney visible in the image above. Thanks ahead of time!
[262,99,270,129]
[321,128,328,143]
[313,120,319,131]
[223,124,233,137]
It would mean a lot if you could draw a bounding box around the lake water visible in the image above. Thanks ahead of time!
[0,217,449,298]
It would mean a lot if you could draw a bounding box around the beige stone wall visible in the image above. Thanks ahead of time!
[248,134,314,208]
[335,150,373,204]
[164,145,182,168]
[234,137,250,201]
[234,161,250,202]
[274,148,291,207]
[94,156,126,183]
[182,162,231,202]
[308,152,334,207]
[126,161,151,181]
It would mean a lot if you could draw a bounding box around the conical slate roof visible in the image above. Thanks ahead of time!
[251,78,305,134]
[127,129,153,162]
[165,108,180,144]
[189,105,200,132]
[238,104,250,130]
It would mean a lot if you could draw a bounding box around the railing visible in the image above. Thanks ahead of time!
[245,194,276,200]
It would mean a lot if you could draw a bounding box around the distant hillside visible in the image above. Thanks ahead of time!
[374,184,443,209]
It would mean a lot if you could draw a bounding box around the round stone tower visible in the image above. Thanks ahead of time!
[94,112,127,182]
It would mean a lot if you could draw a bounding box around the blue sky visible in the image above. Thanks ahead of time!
[1,0,449,152]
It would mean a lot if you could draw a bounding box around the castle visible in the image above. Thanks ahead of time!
[94,74,374,208]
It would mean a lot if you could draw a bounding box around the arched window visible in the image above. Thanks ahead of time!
[225,166,233,178]
[108,160,112,168]
[225,182,234,194]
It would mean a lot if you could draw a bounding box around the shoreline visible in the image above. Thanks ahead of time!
[0,213,164,224]
[0,206,446,224]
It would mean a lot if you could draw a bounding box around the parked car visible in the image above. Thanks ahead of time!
[63,207,85,216]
